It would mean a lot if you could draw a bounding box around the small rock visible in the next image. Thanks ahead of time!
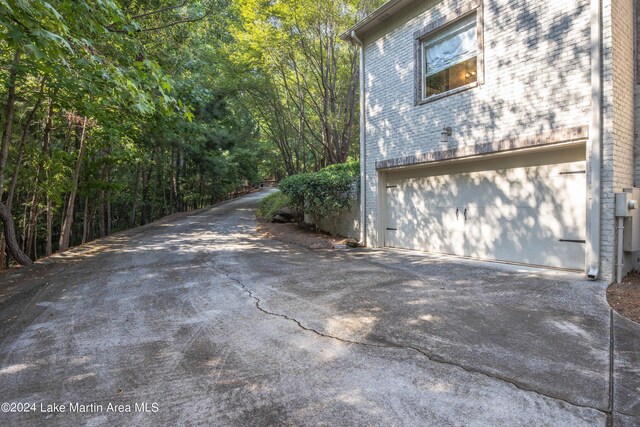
[274,207,295,221]
[272,214,287,223]
[333,244,348,249]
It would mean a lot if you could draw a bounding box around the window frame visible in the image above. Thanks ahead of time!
[414,0,484,105]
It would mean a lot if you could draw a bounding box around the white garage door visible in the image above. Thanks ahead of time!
[384,145,586,270]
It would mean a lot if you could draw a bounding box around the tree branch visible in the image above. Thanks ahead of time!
[107,1,214,33]
[130,1,188,20]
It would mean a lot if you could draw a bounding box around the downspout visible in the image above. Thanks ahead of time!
[588,0,602,280]
[351,30,367,246]
[616,216,624,283]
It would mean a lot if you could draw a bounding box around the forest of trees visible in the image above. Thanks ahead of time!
[0,0,382,267]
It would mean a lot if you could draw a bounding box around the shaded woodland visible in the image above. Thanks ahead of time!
[0,0,381,266]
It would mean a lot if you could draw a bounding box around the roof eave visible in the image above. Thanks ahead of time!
[339,0,412,42]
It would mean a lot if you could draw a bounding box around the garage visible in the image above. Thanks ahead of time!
[383,144,587,270]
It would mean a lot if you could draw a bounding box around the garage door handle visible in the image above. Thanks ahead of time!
[464,208,467,221]
[559,239,586,243]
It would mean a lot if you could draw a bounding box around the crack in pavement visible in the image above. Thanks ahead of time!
[607,309,615,427]
[210,265,635,420]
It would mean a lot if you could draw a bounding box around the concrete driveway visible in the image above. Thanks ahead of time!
[0,191,638,426]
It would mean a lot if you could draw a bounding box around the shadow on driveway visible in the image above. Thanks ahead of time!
[0,190,638,426]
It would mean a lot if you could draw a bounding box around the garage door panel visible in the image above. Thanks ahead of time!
[385,147,586,270]
[387,205,466,256]
[464,204,585,268]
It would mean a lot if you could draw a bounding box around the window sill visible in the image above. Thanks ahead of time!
[416,81,478,106]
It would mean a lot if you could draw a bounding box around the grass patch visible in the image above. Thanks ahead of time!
[257,191,290,220]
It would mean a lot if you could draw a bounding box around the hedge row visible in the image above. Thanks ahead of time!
[279,160,359,221]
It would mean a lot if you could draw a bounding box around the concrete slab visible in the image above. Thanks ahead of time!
[0,191,618,425]
[613,311,640,417]
[230,243,611,411]
[613,412,640,427]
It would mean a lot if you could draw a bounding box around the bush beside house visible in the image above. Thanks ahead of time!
[261,160,360,239]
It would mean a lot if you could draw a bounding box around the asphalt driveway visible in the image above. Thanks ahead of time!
[0,190,638,426]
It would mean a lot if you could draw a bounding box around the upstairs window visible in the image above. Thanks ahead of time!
[422,13,477,98]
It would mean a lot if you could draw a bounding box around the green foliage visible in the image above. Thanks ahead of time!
[0,0,378,264]
[320,160,360,178]
[279,160,359,220]
[278,172,313,213]
[229,0,384,174]
[0,0,271,263]
[256,191,290,220]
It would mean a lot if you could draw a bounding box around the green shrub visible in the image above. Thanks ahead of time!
[279,160,359,222]
[257,191,291,220]
[278,173,313,212]
[320,160,360,177]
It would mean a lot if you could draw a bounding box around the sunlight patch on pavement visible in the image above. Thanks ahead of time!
[325,315,379,342]
[407,314,441,325]
[65,372,96,382]
[0,364,31,374]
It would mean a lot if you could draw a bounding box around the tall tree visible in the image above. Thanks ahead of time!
[230,0,383,174]
[0,0,268,267]
[59,116,87,251]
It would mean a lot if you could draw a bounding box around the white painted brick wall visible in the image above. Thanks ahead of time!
[635,0,640,191]
[631,0,640,277]
[601,0,635,282]
[360,0,636,282]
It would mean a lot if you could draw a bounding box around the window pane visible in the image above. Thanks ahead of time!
[424,15,477,77]
[425,56,477,97]
[421,13,478,99]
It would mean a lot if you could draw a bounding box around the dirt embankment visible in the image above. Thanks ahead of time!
[256,221,354,250]
[608,272,640,323]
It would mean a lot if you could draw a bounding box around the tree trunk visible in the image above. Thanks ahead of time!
[105,167,111,235]
[0,202,32,266]
[175,150,183,211]
[3,76,47,260]
[0,49,30,266]
[130,162,140,227]
[6,77,46,212]
[20,197,27,251]
[98,190,105,238]
[33,219,38,260]
[150,149,160,219]
[106,199,111,235]
[0,236,5,269]
[140,166,151,226]
[197,173,204,208]
[162,164,169,216]
[25,191,38,259]
[96,157,111,237]
[82,195,89,244]
[169,149,176,214]
[59,117,88,251]
[25,98,54,258]
[46,196,52,256]
[0,48,21,199]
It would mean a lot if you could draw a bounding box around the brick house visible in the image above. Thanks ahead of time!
[341,0,636,283]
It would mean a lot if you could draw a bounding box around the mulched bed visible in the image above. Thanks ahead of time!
[607,272,640,323]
